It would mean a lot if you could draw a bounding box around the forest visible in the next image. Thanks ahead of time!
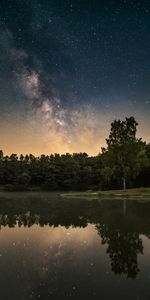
[0,117,150,191]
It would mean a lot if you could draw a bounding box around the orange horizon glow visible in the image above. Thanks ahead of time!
[1,115,149,157]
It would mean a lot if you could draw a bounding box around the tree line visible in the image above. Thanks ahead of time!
[0,116,150,191]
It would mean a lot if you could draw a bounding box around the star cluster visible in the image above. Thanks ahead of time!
[0,0,150,155]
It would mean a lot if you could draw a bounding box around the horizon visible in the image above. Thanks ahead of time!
[0,115,149,157]
[0,1,150,155]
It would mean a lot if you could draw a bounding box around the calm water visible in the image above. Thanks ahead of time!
[0,192,150,300]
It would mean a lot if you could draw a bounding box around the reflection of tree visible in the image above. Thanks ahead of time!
[0,195,150,279]
[96,224,143,279]
[0,196,90,228]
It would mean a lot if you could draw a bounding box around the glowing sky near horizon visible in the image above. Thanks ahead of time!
[0,0,150,156]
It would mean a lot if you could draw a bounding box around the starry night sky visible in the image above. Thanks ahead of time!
[0,0,150,155]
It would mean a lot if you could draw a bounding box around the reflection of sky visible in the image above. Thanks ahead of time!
[0,224,150,299]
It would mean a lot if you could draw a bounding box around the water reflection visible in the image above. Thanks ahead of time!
[0,193,150,299]
[97,225,143,278]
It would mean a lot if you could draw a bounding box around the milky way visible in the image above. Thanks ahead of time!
[0,1,150,155]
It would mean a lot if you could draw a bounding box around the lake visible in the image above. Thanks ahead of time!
[0,192,150,300]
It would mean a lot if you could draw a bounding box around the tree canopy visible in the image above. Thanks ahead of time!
[103,117,148,189]
[0,117,149,191]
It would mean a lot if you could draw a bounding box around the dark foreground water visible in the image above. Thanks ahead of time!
[0,192,150,300]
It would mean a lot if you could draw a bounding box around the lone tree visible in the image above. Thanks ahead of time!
[104,116,146,190]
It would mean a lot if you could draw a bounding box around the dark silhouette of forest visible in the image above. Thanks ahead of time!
[0,195,150,278]
[0,116,150,191]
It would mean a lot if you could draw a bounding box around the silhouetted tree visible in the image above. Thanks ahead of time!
[103,117,147,189]
[0,117,149,191]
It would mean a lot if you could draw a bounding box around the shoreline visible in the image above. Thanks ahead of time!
[61,187,150,199]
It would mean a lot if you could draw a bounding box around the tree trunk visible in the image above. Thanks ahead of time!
[123,177,126,190]
[123,199,126,214]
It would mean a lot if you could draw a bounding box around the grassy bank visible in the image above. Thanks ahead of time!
[61,187,150,199]
[0,185,150,199]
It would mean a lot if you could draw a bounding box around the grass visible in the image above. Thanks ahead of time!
[0,185,150,199]
[61,187,150,199]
